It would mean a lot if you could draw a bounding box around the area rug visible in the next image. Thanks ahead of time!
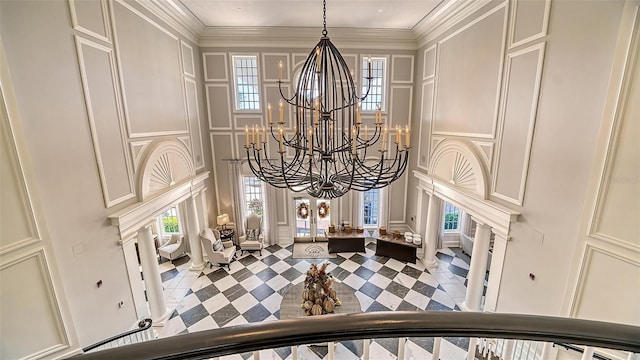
[292,242,337,259]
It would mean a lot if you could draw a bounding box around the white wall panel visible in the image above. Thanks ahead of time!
[493,43,545,205]
[181,41,195,77]
[433,5,507,138]
[203,52,229,81]
[210,133,235,216]
[391,55,414,83]
[185,78,204,169]
[206,84,233,130]
[75,37,135,207]
[418,81,434,171]
[509,0,551,48]
[389,85,413,128]
[69,0,110,43]
[262,53,290,82]
[423,45,436,80]
[112,0,187,137]
[1,251,70,359]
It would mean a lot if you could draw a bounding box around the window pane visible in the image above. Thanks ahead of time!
[243,176,264,216]
[361,58,386,111]
[444,202,459,230]
[363,189,380,226]
[234,56,260,110]
[161,207,179,233]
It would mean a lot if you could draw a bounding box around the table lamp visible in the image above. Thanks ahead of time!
[217,213,230,230]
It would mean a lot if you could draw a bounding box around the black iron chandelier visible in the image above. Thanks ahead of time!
[245,0,410,199]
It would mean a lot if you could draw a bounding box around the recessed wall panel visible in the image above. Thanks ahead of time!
[210,133,234,215]
[389,177,407,223]
[181,41,195,77]
[418,82,434,170]
[76,38,134,207]
[511,0,550,46]
[434,6,506,137]
[203,52,228,81]
[392,55,414,83]
[206,84,232,129]
[184,78,204,169]
[390,86,412,128]
[113,1,187,136]
[1,251,68,359]
[262,53,290,82]
[494,45,544,204]
[423,46,436,80]
[69,0,109,42]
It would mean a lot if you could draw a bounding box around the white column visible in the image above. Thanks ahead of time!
[502,339,515,360]
[199,188,209,229]
[186,195,205,271]
[432,337,441,360]
[466,338,478,360]
[461,221,492,311]
[414,189,425,258]
[484,233,508,312]
[422,194,442,269]
[581,347,594,360]
[137,225,171,325]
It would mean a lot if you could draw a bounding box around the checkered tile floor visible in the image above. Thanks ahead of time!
[155,241,477,359]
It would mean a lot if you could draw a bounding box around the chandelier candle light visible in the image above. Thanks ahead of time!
[245,0,410,198]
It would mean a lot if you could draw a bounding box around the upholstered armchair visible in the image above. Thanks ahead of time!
[158,234,186,261]
[200,228,236,270]
[238,213,264,256]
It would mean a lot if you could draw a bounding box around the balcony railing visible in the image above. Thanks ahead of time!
[71,311,640,360]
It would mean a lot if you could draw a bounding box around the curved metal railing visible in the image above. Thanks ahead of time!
[82,318,153,353]
[73,312,640,359]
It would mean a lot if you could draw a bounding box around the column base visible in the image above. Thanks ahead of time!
[421,257,438,270]
[458,301,481,312]
[189,261,206,272]
[151,306,174,327]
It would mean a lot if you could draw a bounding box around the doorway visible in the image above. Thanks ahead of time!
[293,197,331,242]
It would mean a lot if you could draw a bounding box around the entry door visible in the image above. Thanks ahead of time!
[294,197,331,241]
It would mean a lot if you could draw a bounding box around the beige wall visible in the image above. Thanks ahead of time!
[0,0,210,349]
[407,0,634,319]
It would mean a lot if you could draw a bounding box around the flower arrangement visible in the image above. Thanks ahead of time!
[301,262,341,315]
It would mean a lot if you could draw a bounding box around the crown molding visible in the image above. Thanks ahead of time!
[199,26,418,50]
[134,0,204,44]
[413,0,493,48]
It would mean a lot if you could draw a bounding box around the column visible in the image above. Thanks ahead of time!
[199,188,209,229]
[137,225,171,325]
[186,195,205,271]
[484,233,508,312]
[539,342,557,360]
[461,221,492,311]
[414,189,425,258]
[422,194,442,269]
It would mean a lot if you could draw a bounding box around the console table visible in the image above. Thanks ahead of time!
[325,231,367,253]
[375,234,420,263]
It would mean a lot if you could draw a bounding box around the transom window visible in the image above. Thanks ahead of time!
[161,207,180,234]
[243,176,264,216]
[361,57,386,111]
[233,55,260,111]
[363,188,380,227]
[444,202,460,231]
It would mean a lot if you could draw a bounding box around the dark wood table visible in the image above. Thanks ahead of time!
[375,234,420,263]
[279,282,361,319]
[325,230,367,253]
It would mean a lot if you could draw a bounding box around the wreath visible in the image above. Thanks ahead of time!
[317,202,330,219]
[297,202,309,219]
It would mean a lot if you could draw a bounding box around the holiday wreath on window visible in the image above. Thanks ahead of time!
[296,202,309,219]
[317,202,330,219]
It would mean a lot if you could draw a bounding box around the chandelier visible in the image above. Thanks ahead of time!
[245,0,410,199]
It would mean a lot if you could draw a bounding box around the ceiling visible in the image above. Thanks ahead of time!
[175,0,444,30]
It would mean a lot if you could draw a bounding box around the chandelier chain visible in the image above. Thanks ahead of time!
[322,0,327,36]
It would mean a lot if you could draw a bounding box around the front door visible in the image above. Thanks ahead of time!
[294,197,331,241]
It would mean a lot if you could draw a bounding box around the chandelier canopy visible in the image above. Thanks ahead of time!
[245,0,410,199]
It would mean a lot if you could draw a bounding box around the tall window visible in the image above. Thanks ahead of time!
[161,207,180,233]
[444,202,460,231]
[243,176,264,216]
[363,188,380,227]
[233,55,260,110]
[361,57,386,111]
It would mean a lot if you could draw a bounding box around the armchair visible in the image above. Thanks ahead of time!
[238,213,264,256]
[158,234,186,261]
[200,228,236,270]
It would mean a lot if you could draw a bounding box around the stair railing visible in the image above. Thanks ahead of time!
[82,318,153,353]
[70,312,640,360]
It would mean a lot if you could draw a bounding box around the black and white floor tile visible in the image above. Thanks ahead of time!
[155,241,475,359]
